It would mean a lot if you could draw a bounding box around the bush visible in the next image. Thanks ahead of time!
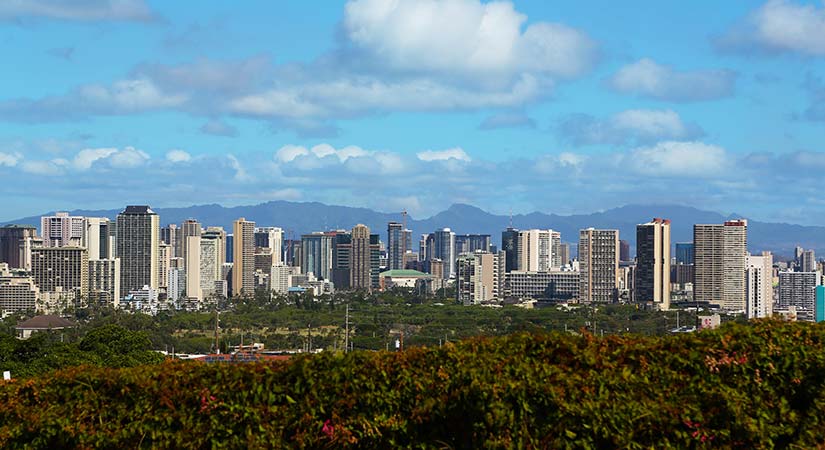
[1,319,825,447]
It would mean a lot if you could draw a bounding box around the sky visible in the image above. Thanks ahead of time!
[1,0,825,224]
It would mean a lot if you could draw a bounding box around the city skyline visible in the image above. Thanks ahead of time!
[1,1,825,224]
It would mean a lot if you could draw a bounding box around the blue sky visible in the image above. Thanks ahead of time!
[2,0,825,224]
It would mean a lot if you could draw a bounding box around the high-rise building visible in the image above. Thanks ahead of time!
[200,234,221,300]
[161,224,182,258]
[816,286,825,323]
[387,222,403,271]
[779,271,821,321]
[578,228,619,303]
[41,212,85,247]
[433,228,456,279]
[301,232,334,281]
[619,240,630,262]
[675,243,694,265]
[501,227,519,273]
[0,263,40,313]
[746,252,773,319]
[558,243,570,267]
[185,235,202,300]
[694,220,747,310]
[231,218,255,297]
[0,225,38,269]
[85,217,112,260]
[204,227,227,266]
[802,249,816,273]
[254,227,284,265]
[116,206,160,299]
[517,229,557,272]
[158,243,172,290]
[455,234,492,255]
[350,224,372,291]
[89,258,120,308]
[456,251,498,305]
[31,246,89,302]
[635,218,671,310]
[181,219,202,265]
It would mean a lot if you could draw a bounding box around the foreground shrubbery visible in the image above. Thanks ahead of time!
[1,320,824,448]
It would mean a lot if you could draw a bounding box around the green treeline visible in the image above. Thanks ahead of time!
[0,320,823,448]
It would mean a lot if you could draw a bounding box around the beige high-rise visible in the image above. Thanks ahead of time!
[232,218,255,297]
[185,235,202,300]
[694,220,747,310]
[517,229,558,272]
[635,218,671,310]
[578,228,619,303]
[350,224,371,291]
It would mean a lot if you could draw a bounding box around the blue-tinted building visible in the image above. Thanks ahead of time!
[816,286,825,323]
[675,242,694,265]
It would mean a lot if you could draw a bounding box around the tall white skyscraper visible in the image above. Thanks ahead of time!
[433,228,456,279]
[578,228,619,303]
[694,220,747,311]
[200,234,221,299]
[116,206,160,299]
[746,252,773,319]
[85,217,113,260]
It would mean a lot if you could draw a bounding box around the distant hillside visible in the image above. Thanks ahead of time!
[4,201,823,258]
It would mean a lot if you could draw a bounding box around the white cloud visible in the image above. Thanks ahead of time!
[343,0,597,82]
[227,154,252,182]
[78,78,187,112]
[166,149,191,163]
[107,147,150,168]
[0,152,21,167]
[721,0,825,56]
[417,147,472,162]
[20,160,63,176]
[611,109,689,139]
[628,141,728,176]
[72,148,117,170]
[560,109,700,146]
[0,0,155,22]
[608,58,736,102]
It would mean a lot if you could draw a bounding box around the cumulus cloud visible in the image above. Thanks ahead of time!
[6,138,825,225]
[0,0,155,22]
[0,1,596,130]
[0,78,187,123]
[342,0,597,82]
[165,149,191,163]
[717,0,825,56]
[0,152,21,167]
[417,148,472,162]
[627,141,728,177]
[560,109,703,146]
[607,58,736,102]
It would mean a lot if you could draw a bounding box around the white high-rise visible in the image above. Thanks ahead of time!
[746,252,773,319]
[200,234,221,299]
[185,235,202,300]
[517,229,559,272]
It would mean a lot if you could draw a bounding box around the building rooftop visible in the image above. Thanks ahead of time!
[0,224,37,229]
[121,205,155,214]
[379,269,433,278]
[15,315,76,330]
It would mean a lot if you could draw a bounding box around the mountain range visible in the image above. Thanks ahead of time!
[4,201,823,259]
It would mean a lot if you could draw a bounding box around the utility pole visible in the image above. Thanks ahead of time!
[344,303,349,353]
